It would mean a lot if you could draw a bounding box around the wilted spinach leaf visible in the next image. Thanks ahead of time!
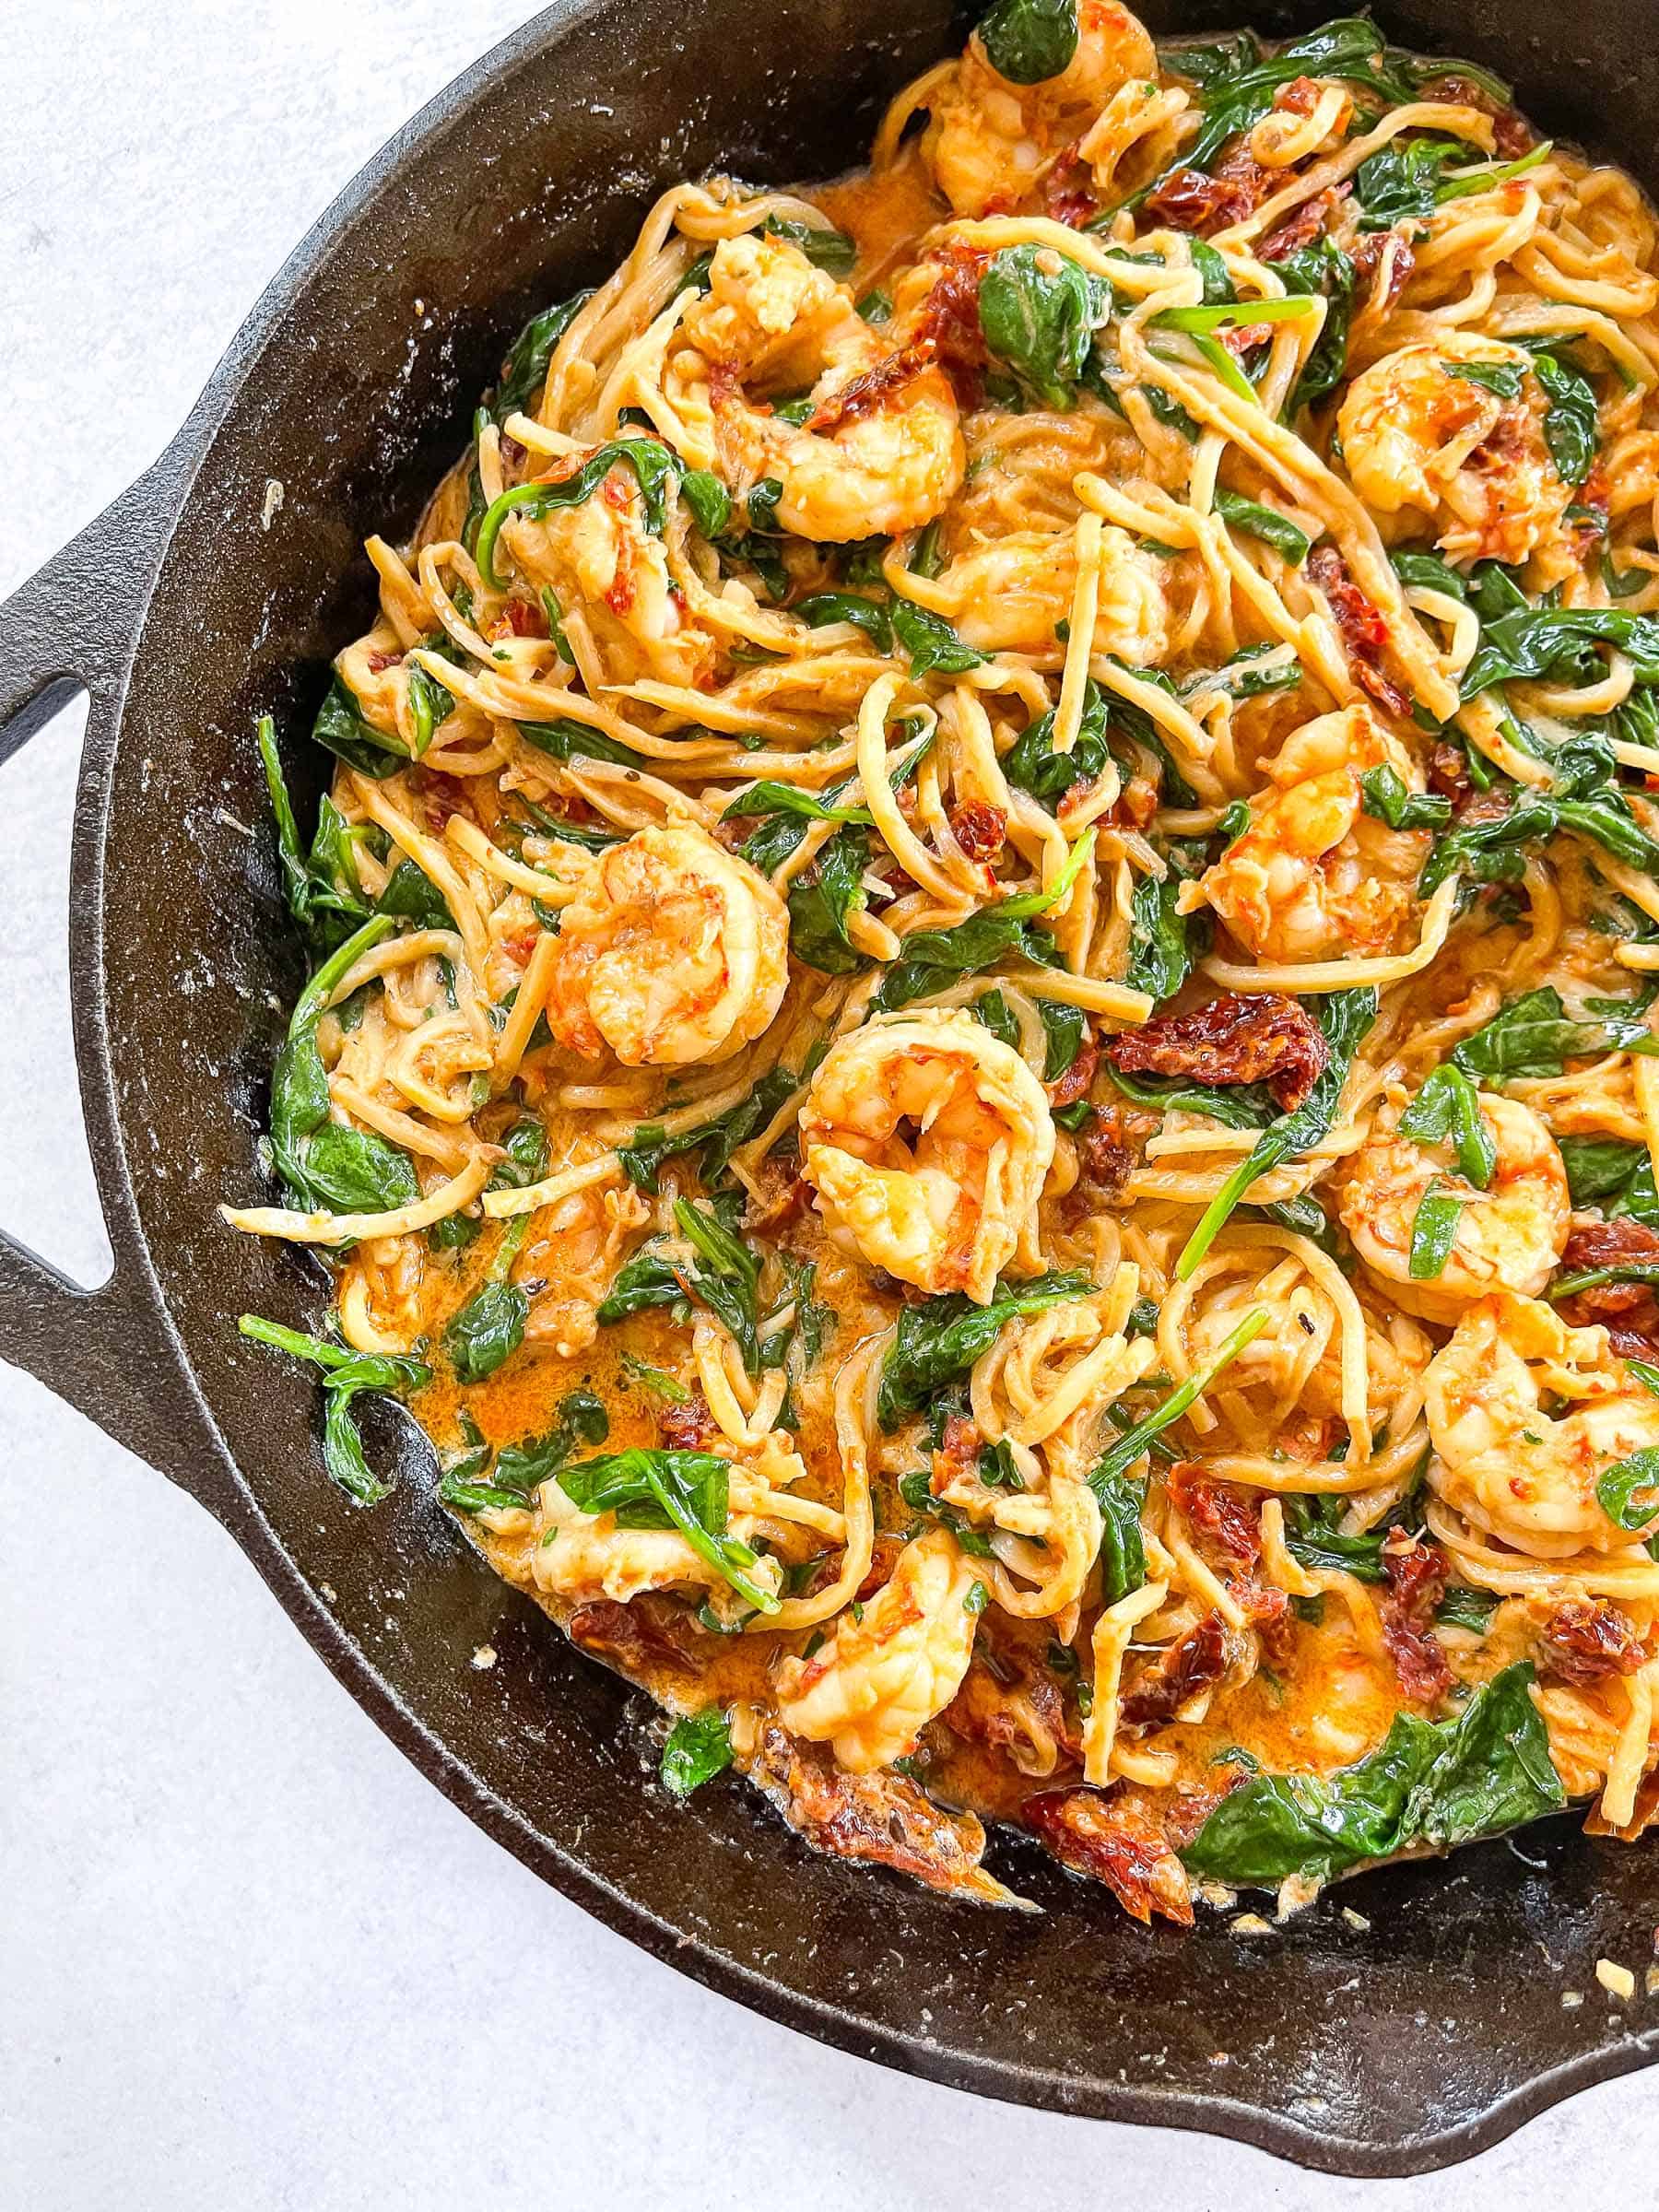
[661,1708,735,1795]
[493,288,593,422]
[239,1312,429,1505]
[977,0,1078,83]
[877,1272,1093,1427]
[559,1447,779,1610]
[1182,1663,1563,1886]
[978,242,1108,409]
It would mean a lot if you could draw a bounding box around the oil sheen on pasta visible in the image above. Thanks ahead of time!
[227,1,1659,1923]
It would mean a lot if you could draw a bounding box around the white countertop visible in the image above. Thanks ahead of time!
[1,5,1652,2203]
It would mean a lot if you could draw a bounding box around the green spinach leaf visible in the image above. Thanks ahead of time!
[1003,679,1111,801]
[1397,1063,1496,1186]
[475,437,680,587]
[239,1312,428,1506]
[977,0,1077,84]
[1531,352,1599,486]
[978,242,1108,409]
[1407,1179,1465,1278]
[312,676,406,777]
[1359,764,1453,831]
[877,1272,1094,1428]
[1182,1662,1563,1886]
[1213,489,1312,565]
[661,1708,735,1795]
[493,289,593,422]
[559,1447,780,1611]
[1266,237,1357,413]
[889,598,988,681]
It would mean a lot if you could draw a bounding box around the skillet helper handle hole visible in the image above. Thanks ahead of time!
[0,472,227,1496]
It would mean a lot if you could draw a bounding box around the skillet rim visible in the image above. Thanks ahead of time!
[6,0,1659,2172]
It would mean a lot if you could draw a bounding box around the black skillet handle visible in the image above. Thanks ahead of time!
[0,457,236,1504]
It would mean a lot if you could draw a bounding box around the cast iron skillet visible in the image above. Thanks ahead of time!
[6,0,1659,2173]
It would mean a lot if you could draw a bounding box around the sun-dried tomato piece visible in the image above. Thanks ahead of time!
[1043,142,1099,229]
[1539,1598,1649,1686]
[1569,465,1611,557]
[1048,1030,1100,1111]
[1145,146,1272,236]
[1380,1529,1453,1703]
[1382,1527,1444,1615]
[747,1722,1012,1902]
[1382,1612,1453,1703]
[1161,1771,1248,1848]
[1022,1786,1194,1924]
[1077,1127,1132,1192]
[410,767,472,830]
[1430,76,1535,160]
[1566,1218,1659,1270]
[657,1392,718,1453]
[1276,74,1326,117]
[1351,230,1416,319]
[1559,1283,1659,1359]
[854,1533,906,1601]
[808,339,941,434]
[948,798,1007,862]
[1259,184,1347,261]
[1109,774,1160,830]
[1231,1574,1295,1662]
[500,596,549,638]
[1169,1463,1262,1564]
[1119,1612,1230,1730]
[1308,544,1410,718]
[1559,1218,1659,1355]
[1106,991,1329,1112]
[567,1597,699,1677]
[1429,740,1473,804]
[742,1165,811,1237]
[931,1413,982,1493]
[907,246,992,409]
[1060,1100,1156,1223]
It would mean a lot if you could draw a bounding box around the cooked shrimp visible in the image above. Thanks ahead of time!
[667,231,962,540]
[922,0,1158,218]
[1199,706,1432,964]
[1339,1092,1571,1325]
[773,1528,983,1771]
[800,1008,1055,1302]
[1337,332,1577,568]
[507,460,716,688]
[1424,1292,1659,1558]
[932,523,1168,662]
[546,823,789,1065]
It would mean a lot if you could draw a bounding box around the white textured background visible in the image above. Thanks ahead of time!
[0,5,1653,2205]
